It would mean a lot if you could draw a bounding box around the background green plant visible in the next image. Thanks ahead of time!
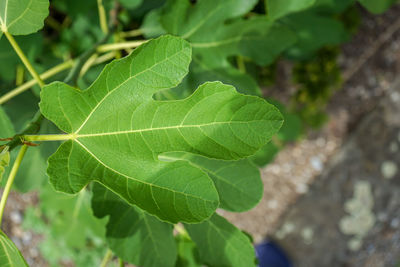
[0,0,397,266]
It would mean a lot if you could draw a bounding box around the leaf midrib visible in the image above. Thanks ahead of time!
[75,120,273,138]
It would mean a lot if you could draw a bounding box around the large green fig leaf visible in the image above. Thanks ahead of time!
[92,183,176,267]
[40,35,283,223]
[0,230,28,267]
[0,0,49,37]
[283,11,349,59]
[185,214,256,267]
[142,0,296,95]
[160,152,262,212]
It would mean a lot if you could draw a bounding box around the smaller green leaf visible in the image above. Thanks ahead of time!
[0,0,49,37]
[92,184,177,267]
[0,230,28,267]
[160,152,263,212]
[141,9,167,38]
[250,142,279,167]
[185,214,256,267]
[283,11,349,59]
[358,0,397,13]
[266,0,316,20]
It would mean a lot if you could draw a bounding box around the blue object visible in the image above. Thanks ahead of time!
[255,240,293,267]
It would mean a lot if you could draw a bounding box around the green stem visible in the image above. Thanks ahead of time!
[97,0,109,34]
[0,51,116,105]
[97,41,147,53]
[4,31,45,88]
[264,0,269,15]
[119,29,142,38]
[236,56,246,73]
[16,65,25,86]
[174,224,189,237]
[23,134,74,142]
[7,111,44,151]
[0,145,28,226]
[100,249,113,267]
[0,60,74,105]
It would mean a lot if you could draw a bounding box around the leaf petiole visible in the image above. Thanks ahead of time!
[4,32,45,88]
[23,134,75,142]
[97,41,147,53]
[0,145,28,226]
[0,52,116,105]
[97,0,109,34]
[119,29,142,38]
[100,249,113,267]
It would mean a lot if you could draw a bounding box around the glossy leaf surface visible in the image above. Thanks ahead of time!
[40,35,283,223]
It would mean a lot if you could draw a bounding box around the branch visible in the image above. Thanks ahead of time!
[4,32,45,88]
[0,145,28,226]
[0,60,74,105]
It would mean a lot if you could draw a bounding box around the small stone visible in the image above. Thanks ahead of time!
[310,156,323,171]
[10,211,22,224]
[348,238,363,251]
[22,231,32,245]
[390,218,400,228]
[29,247,39,258]
[296,183,309,194]
[390,142,399,153]
[267,200,278,209]
[381,161,398,179]
[282,222,295,233]
[301,227,314,244]
[390,91,400,102]
[377,212,388,222]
